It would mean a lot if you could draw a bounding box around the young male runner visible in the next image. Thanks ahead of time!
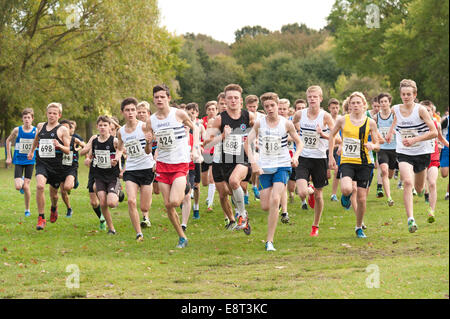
[278,98,293,222]
[146,85,202,248]
[385,79,437,233]
[375,93,397,206]
[89,116,122,234]
[117,97,156,241]
[327,98,342,202]
[27,103,71,230]
[58,119,85,217]
[329,92,380,238]
[292,86,335,237]
[204,84,256,233]
[6,108,37,217]
[201,101,218,211]
[245,92,303,251]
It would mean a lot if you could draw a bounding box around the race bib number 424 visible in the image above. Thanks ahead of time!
[156,129,176,151]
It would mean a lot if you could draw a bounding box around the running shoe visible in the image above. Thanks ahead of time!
[107,229,116,235]
[19,176,24,194]
[408,219,418,233]
[119,190,125,202]
[397,181,403,190]
[412,188,418,196]
[362,223,367,230]
[243,221,251,235]
[417,189,425,197]
[330,194,338,202]
[244,194,249,205]
[310,225,319,237]
[301,202,308,210]
[36,216,46,230]
[265,241,276,251]
[66,208,73,218]
[193,210,200,219]
[140,218,151,228]
[394,169,399,180]
[387,197,394,207]
[445,193,449,200]
[281,212,290,224]
[99,216,106,231]
[24,210,31,217]
[356,228,367,238]
[308,185,315,209]
[234,215,248,230]
[424,193,429,203]
[176,237,188,248]
[74,179,79,189]
[136,233,144,242]
[341,194,352,210]
[427,208,435,223]
[225,220,236,230]
[376,189,384,198]
[50,208,58,223]
[252,187,260,200]
[207,205,213,212]
[181,225,187,232]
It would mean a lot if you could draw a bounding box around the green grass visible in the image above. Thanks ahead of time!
[0,159,448,299]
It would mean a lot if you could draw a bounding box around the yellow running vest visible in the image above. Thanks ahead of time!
[341,114,372,165]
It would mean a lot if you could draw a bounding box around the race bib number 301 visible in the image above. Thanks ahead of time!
[223,135,242,156]
[125,139,144,158]
[95,150,111,169]
[343,137,361,158]
[38,139,55,158]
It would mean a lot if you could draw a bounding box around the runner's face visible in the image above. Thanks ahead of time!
[263,100,278,117]
[110,123,117,136]
[225,90,242,111]
[379,97,391,112]
[349,96,365,114]
[22,114,33,126]
[278,103,289,118]
[153,90,170,110]
[295,103,306,111]
[206,105,217,118]
[371,102,380,113]
[246,102,258,113]
[187,108,198,120]
[218,98,227,113]
[122,104,137,122]
[400,87,416,105]
[307,91,322,108]
[329,104,339,116]
[46,107,61,123]
[136,107,149,121]
[97,121,110,136]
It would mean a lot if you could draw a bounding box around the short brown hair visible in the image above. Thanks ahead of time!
[260,92,279,105]
[224,84,243,95]
[96,115,111,124]
[22,108,34,118]
[205,101,217,110]
[217,92,225,101]
[294,99,306,106]
[186,102,199,112]
[245,95,259,105]
[121,97,138,111]
[420,100,433,107]
[153,84,171,97]
[328,98,340,106]
[377,93,392,103]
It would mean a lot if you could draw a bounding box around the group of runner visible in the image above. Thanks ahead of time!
[5,79,449,251]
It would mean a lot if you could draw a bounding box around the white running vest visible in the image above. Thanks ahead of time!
[258,116,291,169]
[299,109,329,159]
[393,104,433,156]
[119,121,155,171]
[150,107,190,164]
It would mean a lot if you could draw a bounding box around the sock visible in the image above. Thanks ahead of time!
[143,216,149,221]
[137,232,143,237]
[67,207,72,213]
[93,205,102,219]
[245,190,248,196]
[407,217,415,222]
[302,199,307,205]
[355,226,362,231]
[253,186,257,191]
[377,184,382,190]
[207,184,215,204]
[51,206,57,212]
[193,203,199,210]
[232,187,245,214]
[181,223,187,228]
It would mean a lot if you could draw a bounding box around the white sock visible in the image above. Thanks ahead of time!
[407,217,415,222]
[207,184,216,204]
[193,203,199,210]
[232,187,245,214]
[302,199,307,205]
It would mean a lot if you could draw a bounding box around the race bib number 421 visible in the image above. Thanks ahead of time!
[124,139,144,158]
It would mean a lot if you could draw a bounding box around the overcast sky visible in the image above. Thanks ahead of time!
[158,0,336,44]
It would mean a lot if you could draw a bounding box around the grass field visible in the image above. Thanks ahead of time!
[0,155,448,299]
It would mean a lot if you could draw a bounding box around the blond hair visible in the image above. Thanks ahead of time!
[306,85,323,97]
[47,102,62,114]
[400,79,417,94]
[279,98,290,107]
[342,97,350,114]
[137,101,151,111]
[348,92,368,110]
[224,84,243,95]
[245,95,259,105]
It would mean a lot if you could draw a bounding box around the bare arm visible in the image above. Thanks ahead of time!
[27,122,44,160]
[5,127,18,164]
[328,116,344,170]
[80,135,96,156]
[244,120,263,175]
[286,121,304,163]
[55,126,71,154]
[366,118,380,152]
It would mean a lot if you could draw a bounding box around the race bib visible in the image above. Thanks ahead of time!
[400,129,419,148]
[302,130,319,149]
[261,136,281,157]
[19,138,34,154]
[95,150,111,169]
[378,127,389,139]
[38,139,55,158]
[223,134,242,156]
[156,129,176,151]
[287,140,295,150]
[62,151,73,166]
[124,139,144,158]
[343,137,361,158]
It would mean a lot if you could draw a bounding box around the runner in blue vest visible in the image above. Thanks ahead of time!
[6,108,37,217]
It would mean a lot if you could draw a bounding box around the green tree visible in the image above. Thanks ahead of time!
[234,25,271,42]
